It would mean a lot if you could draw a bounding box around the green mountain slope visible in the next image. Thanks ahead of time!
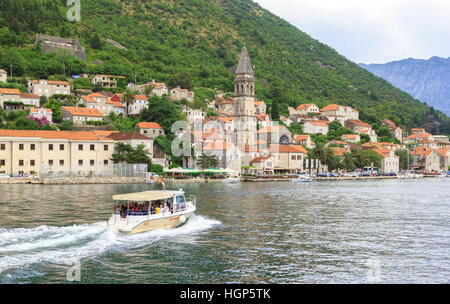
[0,0,448,134]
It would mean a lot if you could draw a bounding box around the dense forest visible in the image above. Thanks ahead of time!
[0,0,448,134]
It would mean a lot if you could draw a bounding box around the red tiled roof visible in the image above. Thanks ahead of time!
[0,88,20,95]
[31,108,52,113]
[203,141,232,151]
[0,130,101,141]
[107,132,152,141]
[268,144,308,154]
[20,93,39,99]
[137,122,163,129]
[296,103,316,110]
[61,106,103,117]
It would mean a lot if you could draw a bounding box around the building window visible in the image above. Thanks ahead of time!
[104,145,108,151]
[78,144,83,151]
[19,160,24,166]
[1,160,5,166]
[60,144,64,151]
[90,144,95,151]
[49,144,53,151]
[78,160,83,166]
[0,144,5,150]
[90,160,95,166]
[60,160,64,166]
[104,160,109,166]
[30,160,35,166]
[291,155,296,160]
[19,144,24,150]
[30,144,35,150]
[48,160,53,166]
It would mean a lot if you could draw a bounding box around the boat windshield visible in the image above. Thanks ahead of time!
[113,197,175,218]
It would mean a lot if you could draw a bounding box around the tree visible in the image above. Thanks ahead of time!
[271,99,280,121]
[121,88,138,117]
[354,150,382,169]
[196,154,219,169]
[58,120,74,131]
[168,71,193,90]
[139,96,185,132]
[91,33,102,50]
[111,143,152,170]
[395,149,412,170]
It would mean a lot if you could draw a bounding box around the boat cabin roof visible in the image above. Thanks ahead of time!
[113,190,182,202]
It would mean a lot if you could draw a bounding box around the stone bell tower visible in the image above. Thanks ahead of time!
[234,46,257,150]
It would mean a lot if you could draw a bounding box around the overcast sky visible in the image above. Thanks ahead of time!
[254,0,450,64]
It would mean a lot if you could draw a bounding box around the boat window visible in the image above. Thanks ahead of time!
[176,195,186,204]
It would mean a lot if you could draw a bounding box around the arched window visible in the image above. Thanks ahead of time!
[280,135,289,144]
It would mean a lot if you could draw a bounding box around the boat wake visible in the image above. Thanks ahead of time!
[0,214,220,275]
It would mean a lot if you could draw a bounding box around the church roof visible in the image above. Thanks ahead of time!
[235,47,254,75]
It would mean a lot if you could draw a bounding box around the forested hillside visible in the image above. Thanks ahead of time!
[0,0,448,134]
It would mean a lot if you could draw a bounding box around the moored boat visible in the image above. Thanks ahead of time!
[223,177,238,183]
[291,174,312,182]
[107,190,196,234]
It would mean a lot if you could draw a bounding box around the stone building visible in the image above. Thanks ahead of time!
[170,86,194,102]
[0,69,7,83]
[28,79,71,97]
[303,120,329,135]
[30,108,53,124]
[35,34,86,61]
[61,107,104,125]
[136,122,165,139]
[320,104,359,125]
[0,88,21,108]
[0,130,115,176]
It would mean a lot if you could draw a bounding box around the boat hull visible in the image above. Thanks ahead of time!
[119,212,194,234]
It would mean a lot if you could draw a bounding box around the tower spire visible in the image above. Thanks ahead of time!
[236,46,254,75]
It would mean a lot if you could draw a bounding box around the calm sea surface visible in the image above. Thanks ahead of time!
[0,178,449,283]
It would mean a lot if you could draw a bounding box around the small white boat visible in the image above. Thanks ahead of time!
[292,174,312,182]
[146,179,155,184]
[223,177,238,183]
[107,190,196,234]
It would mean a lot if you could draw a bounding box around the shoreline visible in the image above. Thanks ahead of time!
[0,175,445,185]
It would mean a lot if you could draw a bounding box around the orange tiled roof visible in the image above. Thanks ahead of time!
[347,119,371,128]
[269,144,308,154]
[61,106,103,117]
[0,88,20,95]
[307,120,329,126]
[256,126,286,133]
[332,147,347,157]
[48,80,69,85]
[296,103,316,110]
[203,141,232,151]
[137,122,163,129]
[250,156,271,163]
[20,93,39,99]
[31,108,52,113]
[254,101,265,106]
[292,134,310,142]
[0,130,101,141]
[134,95,148,100]
[342,134,359,139]
[436,148,449,158]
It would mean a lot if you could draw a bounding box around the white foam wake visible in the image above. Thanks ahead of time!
[0,214,221,274]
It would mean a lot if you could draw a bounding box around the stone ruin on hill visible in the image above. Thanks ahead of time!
[35,33,86,61]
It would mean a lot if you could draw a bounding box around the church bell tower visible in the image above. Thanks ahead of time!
[234,46,257,150]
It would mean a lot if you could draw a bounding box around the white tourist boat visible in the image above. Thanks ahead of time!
[291,174,313,182]
[107,190,196,234]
